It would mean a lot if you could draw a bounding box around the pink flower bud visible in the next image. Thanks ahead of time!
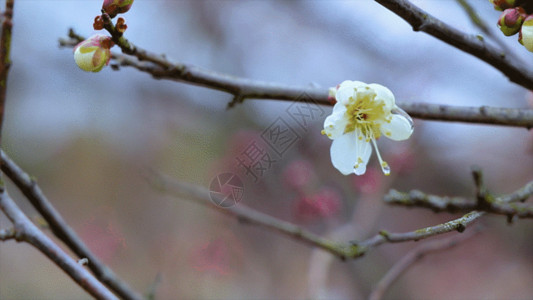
[73,35,114,72]
[102,0,134,18]
[519,15,533,52]
[497,7,525,36]
[489,0,517,11]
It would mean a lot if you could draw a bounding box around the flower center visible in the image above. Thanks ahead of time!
[343,91,387,140]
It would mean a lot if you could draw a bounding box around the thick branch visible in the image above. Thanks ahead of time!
[375,0,533,90]
[59,32,533,128]
[0,150,143,300]
[0,188,118,299]
[149,172,483,260]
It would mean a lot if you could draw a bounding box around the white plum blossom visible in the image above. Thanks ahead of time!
[322,80,413,176]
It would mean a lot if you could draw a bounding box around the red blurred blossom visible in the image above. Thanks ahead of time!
[294,187,341,221]
[283,159,315,190]
[352,167,381,194]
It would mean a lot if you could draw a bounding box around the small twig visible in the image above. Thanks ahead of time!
[0,226,15,240]
[59,32,533,128]
[145,272,162,300]
[471,166,489,206]
[0,150,143,300]
[148,172,483,260]
[368,228,480,300]
[0,188,118,300]
[385,169,533,218]
[375,0,533,91]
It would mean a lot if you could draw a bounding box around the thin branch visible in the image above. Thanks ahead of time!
[385,169,533,218]
[148,171,483,260]
[375,0,533,91]
[59,32,533,129]
[455,0,522,63]
[0,150,143,300]
[456,0,492,36]
[359,211,483,248]
[368,228,480,300]
[0,0,13,141]
[100,13,173,69]
[0,188,118,300]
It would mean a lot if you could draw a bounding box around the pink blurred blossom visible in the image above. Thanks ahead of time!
[78,214,126,262]
[352,167,381,194]
[294,187,341,221]
[190,238,231,275]
[283,159,315,190]
[189,236,244,276]
[388,146,416,175]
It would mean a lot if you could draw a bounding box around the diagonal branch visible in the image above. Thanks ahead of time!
[148,171,483,260]
[0,188,118,299]
[375,0,533,91]
[368,228,480,300]
[0,150,143,300]
[58,32,533,129]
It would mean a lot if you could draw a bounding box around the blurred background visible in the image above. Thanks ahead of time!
[1,0,533,299]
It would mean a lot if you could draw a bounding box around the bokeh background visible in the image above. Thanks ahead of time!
[1,0,533,299]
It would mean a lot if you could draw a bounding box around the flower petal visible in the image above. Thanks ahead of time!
[330,131,372,175]
[380,114,413,141]
[323,103,348,139]
[368,83,395,110]
[335,81,366,105]
[354,130,372,175]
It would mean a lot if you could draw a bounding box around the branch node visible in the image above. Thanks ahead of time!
[227,94,245,109]
[0,227,15,240]
[379,230,390,240]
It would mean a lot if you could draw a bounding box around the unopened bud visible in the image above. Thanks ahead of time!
[102,0,134,18]
[497,7,525,36]
[73,35,114,72]
[489,0,516,11]
[520,15,533,52]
